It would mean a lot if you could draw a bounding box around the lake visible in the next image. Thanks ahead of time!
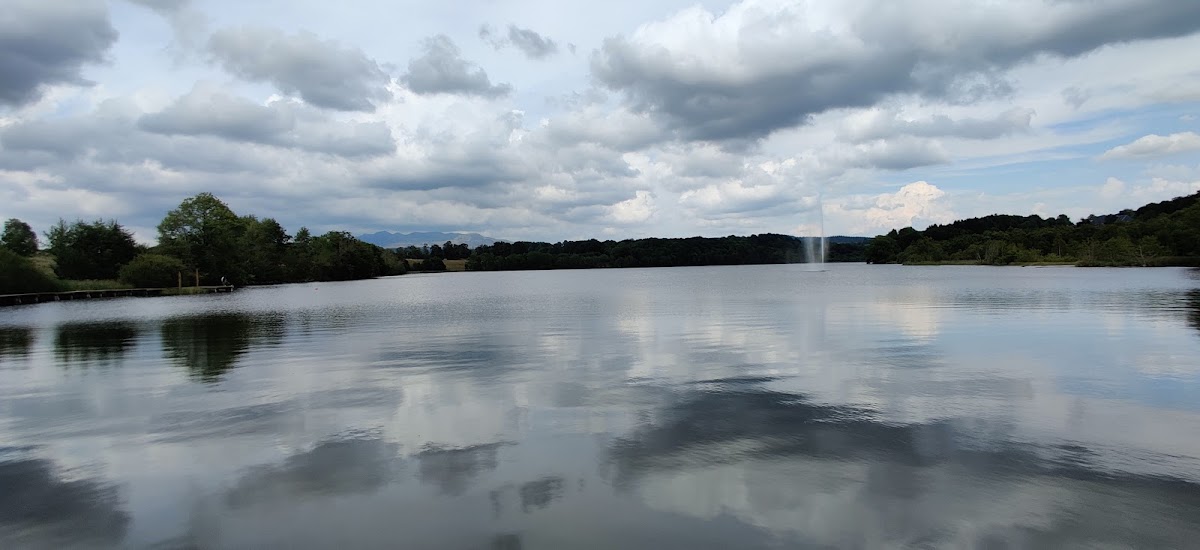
[2,264,1200,549]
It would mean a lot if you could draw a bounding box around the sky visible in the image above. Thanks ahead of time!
[2,0,1200,244]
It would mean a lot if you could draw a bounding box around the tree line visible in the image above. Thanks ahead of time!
[1,193,408,295]
[464,234,864,271]
[864,191,1200,266]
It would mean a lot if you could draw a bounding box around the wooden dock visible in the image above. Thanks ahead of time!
[0,286,235,308]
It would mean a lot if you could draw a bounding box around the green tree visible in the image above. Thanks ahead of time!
[865,236,900,264]
[1098,235,1137,266]
[308,231,386,281]
[1133,236,1168,266]
[158,193,244,284]
[239,216,290,284]
[285,226,314,281]
[899,237,945,263]
[0,248,64,294]
[1,218,38,256]
[46,219,139,280]
[119,254,187,288]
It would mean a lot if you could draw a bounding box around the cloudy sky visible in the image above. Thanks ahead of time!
[2,0,1200,243]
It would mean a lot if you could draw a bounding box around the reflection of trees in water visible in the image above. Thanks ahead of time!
[1188,290,1200,336]
[225,436,402,508]
[606,377,1200,548]
[0,326,32,360]
[53,321,138,367]
[491,533,522,550]
[519,476,564,513]
[0,452,129,548]
[161,313,285,382]
[416,442,506,496]
[489,476,568,518]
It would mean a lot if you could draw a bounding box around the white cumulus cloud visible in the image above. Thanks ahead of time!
[1099,132,1200,160]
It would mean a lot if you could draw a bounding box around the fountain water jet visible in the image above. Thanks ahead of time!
[803,194,827,271]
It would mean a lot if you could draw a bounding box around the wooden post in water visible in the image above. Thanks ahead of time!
[194,269,200,288]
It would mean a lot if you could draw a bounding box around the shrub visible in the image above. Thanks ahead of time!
[0,248,64,294]
[119,254,186,288]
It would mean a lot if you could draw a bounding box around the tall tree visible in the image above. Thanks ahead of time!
[157,193,244,284]
[1,218,38,256]
[239,216,290,284]
[46,219,139,279]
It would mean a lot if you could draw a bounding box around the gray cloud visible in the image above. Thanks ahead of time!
[138,86,395,157]
[592,1,1200,142]
[125,0,190,15]
[481,24,559,59]
[843,108,1035,142]
[508,26,559,59]
[0,98,287,176]
[851,138,951,171]
[402,35,511,97]
[139,88,293,143]
[207,27,392,111]
[0,0,118,108]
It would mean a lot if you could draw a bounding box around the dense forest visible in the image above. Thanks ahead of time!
[865,191,1200,266]
[0,193,407,295]
[464,234,865,271]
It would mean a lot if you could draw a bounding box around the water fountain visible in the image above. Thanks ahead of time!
[803,194,827,271]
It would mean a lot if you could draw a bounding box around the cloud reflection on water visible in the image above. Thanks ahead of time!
[608,377,1200,548]
[0,448,129,549]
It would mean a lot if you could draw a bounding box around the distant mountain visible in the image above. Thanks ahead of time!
[357,231,503,249]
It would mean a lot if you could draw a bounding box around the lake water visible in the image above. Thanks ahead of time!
[2,264,1200,549]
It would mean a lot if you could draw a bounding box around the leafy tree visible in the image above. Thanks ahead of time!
[441,241,470,260]
[158,193,244,284]
[381,248,408,276]
[899,238,945,263]
[308,231,387,281]
[0,248,63,294]
[119,254,187,288]
[1134,236,1168,266]
[46,219,139,280]
[1098,236,1137,266]
[1,218,38,256]
[417,257,447,271]
[239,216,290,284]
[286,226,314,281]
[865,236,900,264]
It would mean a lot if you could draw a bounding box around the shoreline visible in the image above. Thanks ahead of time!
[0,285,236,308]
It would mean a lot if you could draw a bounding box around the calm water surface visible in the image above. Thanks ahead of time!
[2,264,1200,549]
